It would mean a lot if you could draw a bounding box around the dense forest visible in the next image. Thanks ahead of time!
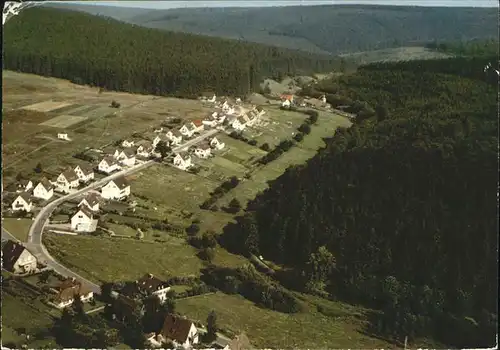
[426,38,499,57]
[220,57,498,347]
[46,3,498,55]
[3,7,341,98]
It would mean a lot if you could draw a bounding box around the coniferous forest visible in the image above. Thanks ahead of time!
[3,7,341,97]
[221,57,498,347]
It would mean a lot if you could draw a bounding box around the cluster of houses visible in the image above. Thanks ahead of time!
[280,93,328,109]
[2,239,94,308]
[2,239,250,349]
[10,164,95,214]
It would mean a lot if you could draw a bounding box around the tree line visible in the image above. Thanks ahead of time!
[219,56,498,347]
[3,7,342,98]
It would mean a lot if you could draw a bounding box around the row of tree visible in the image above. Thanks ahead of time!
[3,7,343,98]
[219,56,498,347]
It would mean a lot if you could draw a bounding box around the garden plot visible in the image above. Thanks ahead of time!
[39,115,87,128]
[21,100,72,113]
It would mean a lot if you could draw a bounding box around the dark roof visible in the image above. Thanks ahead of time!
[75,205,93,219]
[136,274,168,294]
[171,130,183,138]
[2,240,32,270]
[75,165,93,175]
[111,177,129,190]
[161,314,195,343]
[123,149,136,158]
[184,123,196,131]
[62,169,79,182]
[53,278,92,303]
[38,178,53,191]
[80,193,99,207]
[16,192,32,204]
[19,179,32,187]
[102,156,117,165]
[197,142,211,150]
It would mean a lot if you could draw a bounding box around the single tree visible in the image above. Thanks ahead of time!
[206,310,218,341]
[38,270,51,284]
[228,198,241,213]
[260,143,271,152]
[155,140,171,158]
[200,247,216,263]
[72,294,85,318]
[34,162,43,173]
[293,133,304,142]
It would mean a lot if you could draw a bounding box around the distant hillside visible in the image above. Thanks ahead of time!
[43,3,498,55]
[3,7,343,98]
[340,46,454,65]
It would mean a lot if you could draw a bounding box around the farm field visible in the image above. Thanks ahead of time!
[2,218,33,241]
[176,292,393,349]
[1,70,214,185]
[43,232,205,283]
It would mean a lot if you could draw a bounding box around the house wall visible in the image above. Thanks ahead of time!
[121,157,136,167]
[71,212,92,231]
[33,185,53,200]
[12,198,31,212]
[13,249,37,273]
[153,286,171,302]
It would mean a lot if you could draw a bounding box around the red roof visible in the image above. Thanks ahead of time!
[193,119,203,127]
[280,94,294,101]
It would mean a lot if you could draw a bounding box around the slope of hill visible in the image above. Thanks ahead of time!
[43,3,498,55]
[3,7,342,98]
[220,56,498,347]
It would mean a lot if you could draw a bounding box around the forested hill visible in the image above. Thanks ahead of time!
[2,7,341,98]
[221,57,498,347]
[44,3,498,55]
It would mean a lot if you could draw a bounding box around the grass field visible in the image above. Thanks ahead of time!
[1,70,216,185]
[43,232,204,283]
[2,218,33,242]
[176,292,393,349]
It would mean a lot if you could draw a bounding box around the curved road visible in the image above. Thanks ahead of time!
[21,129,218,295]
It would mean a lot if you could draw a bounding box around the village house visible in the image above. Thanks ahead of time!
[255,106,266,117]
[113,295,145,323]
[116,149,136,167]
[230,105,245,116]
[74,165,95,183]
[78,193,100,212]
[33,178,54,200]
[120,273,171,303]
[203,113,219,128]
[210,137,225,150]
[173,152,192,171]
[201,92,217,103]
[71,206,97,232]
[147,314,199,349]
[179,123,196,138]
[56,169,80,191]
[281,94,294,107]
[166,130,183,146]
[217,114,227,125]
[121,139,135,148]
[11,192,32,212]
[98,156,121,174]
[16,179,33,193]
[136,141,154,158]
[101,177,130,200]
[221,100,236,115]
[57,133,70,141]
[2,240,38,274]
[192,119,204,133]
[243,112,258,126]
[153,127,163,133]
[320,94,327,104]
[232,116,247,131]
[50,277,94,309]
[194,142,212,159]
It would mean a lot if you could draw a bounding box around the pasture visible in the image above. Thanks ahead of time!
[43,233,204,283]
[40,114,88,128]
[21,100,71,112]
[176,292,392,349]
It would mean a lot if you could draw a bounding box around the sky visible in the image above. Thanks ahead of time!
[49,0,499,8]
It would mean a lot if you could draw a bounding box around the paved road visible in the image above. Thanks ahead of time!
[23,129,219,295]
